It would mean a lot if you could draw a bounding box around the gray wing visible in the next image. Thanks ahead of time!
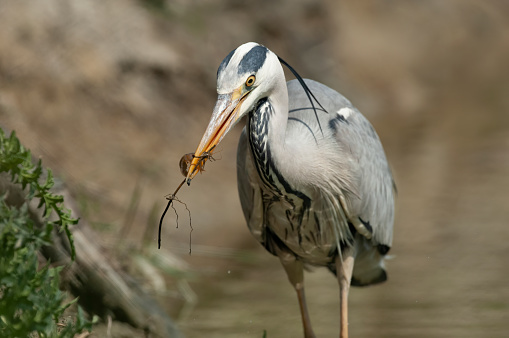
[236,127,265,244]
[286,79,395,250]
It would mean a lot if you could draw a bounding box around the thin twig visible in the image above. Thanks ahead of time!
[167,194,193,254]
[158,178,186,249]
[170,202,179,229]
[181,199,193,254]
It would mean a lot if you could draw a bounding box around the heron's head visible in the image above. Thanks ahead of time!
[186,42,283,183]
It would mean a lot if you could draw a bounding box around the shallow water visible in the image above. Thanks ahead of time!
[175,237,508,338]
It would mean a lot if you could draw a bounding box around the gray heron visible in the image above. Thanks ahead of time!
[186,42,395,338]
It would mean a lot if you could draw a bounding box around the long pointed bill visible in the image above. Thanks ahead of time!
[186,87,246,184]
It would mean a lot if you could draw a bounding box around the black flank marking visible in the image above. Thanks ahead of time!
[295,208,305,246]
[378,244,391,255]
[263,226,293,258]
[217,48,236,78]
[238,45,268,75]
[285,209,295,232]
[297,198,310,225]
[358,217,373,234]
[313,212,322,242]
[309,229,317,245]
[348,222,357,237]
[284,196,295,208]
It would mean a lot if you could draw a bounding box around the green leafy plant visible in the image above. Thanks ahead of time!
[0,129,95,337]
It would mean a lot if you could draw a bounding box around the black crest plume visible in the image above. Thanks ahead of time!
[277,56,328,134]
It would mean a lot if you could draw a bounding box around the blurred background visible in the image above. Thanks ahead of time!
[1,0,508,337]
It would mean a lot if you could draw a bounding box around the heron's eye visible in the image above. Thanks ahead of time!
[245,75,256,87]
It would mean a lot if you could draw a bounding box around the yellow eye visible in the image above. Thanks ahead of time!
[245,75,256,87]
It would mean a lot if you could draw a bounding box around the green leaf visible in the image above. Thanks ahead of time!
[0,129,94,336]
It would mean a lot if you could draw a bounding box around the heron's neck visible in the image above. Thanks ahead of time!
[248,77,295,191]
[249,73,289,147]
[266,80,291,167]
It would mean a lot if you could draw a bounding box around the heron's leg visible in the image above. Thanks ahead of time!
[278,253,316,338]
[335,246,355,338]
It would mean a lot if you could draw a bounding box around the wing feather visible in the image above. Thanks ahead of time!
[236,128,264,242]
[286,79,395,249]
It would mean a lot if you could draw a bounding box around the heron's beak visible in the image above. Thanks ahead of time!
[186,85,248,184]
